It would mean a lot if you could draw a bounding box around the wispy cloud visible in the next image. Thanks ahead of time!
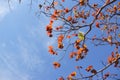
[0,35,46,80]
[0,1,9,21]
[17,36,45,69]
[0,0,20,21]
[0,1,50,79]
[0,53,30,80]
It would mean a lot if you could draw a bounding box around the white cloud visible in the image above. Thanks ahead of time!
[0,1,47,79]
[0,0,20,21]
[0,1,9,21]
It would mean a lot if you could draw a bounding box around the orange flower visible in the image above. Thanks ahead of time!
[118,2,120,6]
[51,14,57,20]
[48,46,53,49]
[53,62,61,68]
[46,25,52,31]
[96,22,100,28]
[107,56,113,63]
[64,8,69,13]
[57,34,64,43]
[56,26,63,30]
[74,39,81,50]
[83,44,87,48]
[76,66,79,69]
[107,35,112,43]
[49,20,54,25]
[79,0,85,6]
[105,0,110,4]
[116,52,120,58]
[67,35,71,38]
[77,48,83,55]
[58,77,64,80]
[91,69,97,74]
[58,42,64,49]
[75,66,82,69]
[54,1,58,6]
[113,5,117,12]
[62,0,65,2]
[70,71,76,76]
[69,52,77,58]
[86,65,93,72]
[69,53,74,58]
[56,27,59,31]
[59,26,63,29]
[72,34,78,36]
[67,75,72,80]
[48,46,57,55]
[58,10,63,13]
[53,10,58,15]
[76,55,82,61]
[104,72,110,79]
[75,45,80,50]
[46,24,53,37]
[46,20,54,37]
[76,39,81,43]
[67,16,72,21]
[47,32,53,37]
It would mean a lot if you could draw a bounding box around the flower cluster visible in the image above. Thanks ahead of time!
[48,46,57,55]
[57,34,64,49]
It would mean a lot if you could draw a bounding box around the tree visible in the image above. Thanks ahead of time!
[39,0,120,79]
[10,0,120,80]
[38,0,120,80]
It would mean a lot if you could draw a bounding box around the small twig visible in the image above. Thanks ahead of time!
[73,56,120,80]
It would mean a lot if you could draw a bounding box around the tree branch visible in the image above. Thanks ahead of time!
[73,55,120,80]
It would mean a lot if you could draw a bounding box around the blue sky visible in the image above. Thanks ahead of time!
[0,0,120,80]
[0,0,56,80]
